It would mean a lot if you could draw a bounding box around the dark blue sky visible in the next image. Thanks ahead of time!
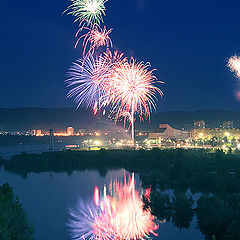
[1,0,240,111]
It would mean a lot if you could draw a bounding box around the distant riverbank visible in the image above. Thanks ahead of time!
[2,148,240,178]
[0,143,66,159]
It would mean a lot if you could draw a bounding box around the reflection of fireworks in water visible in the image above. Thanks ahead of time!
[68,174,158,240]
[75,24,113,56]
[228,55,240,78]
[64,0,108,26]
[65,54,112,114]
[68,201,99,240]
[109,59,163,142]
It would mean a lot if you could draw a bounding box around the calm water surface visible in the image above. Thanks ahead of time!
[0,144,66,159]
[0,166,204,240]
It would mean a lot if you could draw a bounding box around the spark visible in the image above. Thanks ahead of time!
[109,58,163,142]
[65,54,112,113]
[75,24,113,56]
[66,54,163,139]
[102,50,127,65]
[64,0,108,26]
[228,55,240,78]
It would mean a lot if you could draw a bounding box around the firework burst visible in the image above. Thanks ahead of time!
[65,54,112,113]
[109,58,163,141]
[102,50,127,65]
[228,55,240,78]
[75,24,113,56]
[64,0,163,141]
[64,0,108,26]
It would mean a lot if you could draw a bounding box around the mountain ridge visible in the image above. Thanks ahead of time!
[0,108,240,131]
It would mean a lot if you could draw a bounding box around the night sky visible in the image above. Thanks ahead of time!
[1,0,240,111]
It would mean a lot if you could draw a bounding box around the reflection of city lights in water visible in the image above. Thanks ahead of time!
[68,174,158,240]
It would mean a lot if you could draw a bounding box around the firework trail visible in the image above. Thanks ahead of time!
[64,0,108,26]
[108,58,163,142]
[68,174,159,240]
[75,24,113,56]
[65,54,112,114]
[228,55,240,78]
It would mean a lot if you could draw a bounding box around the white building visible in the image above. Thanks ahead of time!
[149,124,189,140]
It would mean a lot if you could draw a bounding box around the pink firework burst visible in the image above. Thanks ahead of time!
[109,58,163,142]
[75,24,113,56]
[102,50,127,65]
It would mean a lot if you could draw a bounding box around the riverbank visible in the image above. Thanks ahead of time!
[2,148,240,177]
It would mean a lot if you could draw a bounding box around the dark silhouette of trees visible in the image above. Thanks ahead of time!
[0,183,34,240]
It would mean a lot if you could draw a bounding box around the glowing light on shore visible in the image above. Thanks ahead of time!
[228,55,240,78]
[64,0,108,26]
[68,174,159,240]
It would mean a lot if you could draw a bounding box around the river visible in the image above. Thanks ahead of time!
[0,166,204,240]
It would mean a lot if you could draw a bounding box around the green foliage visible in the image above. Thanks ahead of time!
[0,183,34,240]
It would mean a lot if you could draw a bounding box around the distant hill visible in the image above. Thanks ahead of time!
[0,108,105,131]
[0,108,240,131]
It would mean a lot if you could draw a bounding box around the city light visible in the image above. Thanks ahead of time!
[225,132,230,137]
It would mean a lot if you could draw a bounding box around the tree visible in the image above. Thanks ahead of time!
[0,183,34,240]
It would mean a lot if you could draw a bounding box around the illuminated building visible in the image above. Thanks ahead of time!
[35,129,42,136]
[191,128,240,140]
[148,124,189,141]
[194,120,205,129]
[67,127,74,136]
